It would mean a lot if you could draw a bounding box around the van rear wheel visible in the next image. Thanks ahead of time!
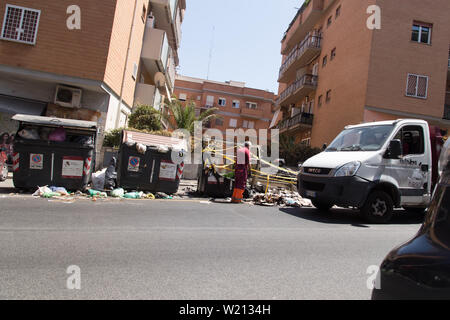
[361,190,394,223]
[312,199,333,211]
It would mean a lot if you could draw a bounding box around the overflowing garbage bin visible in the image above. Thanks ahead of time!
[11,114,97,191]
[197,166,234,198]
[116,130,187,194]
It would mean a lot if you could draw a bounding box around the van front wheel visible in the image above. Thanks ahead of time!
[361,191,394,223]
[312,199,333,211]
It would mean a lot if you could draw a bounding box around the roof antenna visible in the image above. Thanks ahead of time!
[206,26,215,80]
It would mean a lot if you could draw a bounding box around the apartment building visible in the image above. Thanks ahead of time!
[272,0,450,148]
[0,0,186,148]
[174,75,276,134]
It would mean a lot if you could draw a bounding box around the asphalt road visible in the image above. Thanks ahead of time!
[0,195,423,300]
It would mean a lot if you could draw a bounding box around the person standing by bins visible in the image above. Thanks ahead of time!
[231,141,251,203]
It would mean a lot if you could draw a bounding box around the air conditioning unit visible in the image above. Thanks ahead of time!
[54,85,82,108]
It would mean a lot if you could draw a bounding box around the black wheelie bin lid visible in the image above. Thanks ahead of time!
[12,114,97,132]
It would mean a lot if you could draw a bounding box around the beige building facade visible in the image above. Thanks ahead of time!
[0,0,186,142]
[174,75,276,134]
[273,0,450,148]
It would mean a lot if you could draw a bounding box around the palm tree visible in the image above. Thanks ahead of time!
[162,98,220,133]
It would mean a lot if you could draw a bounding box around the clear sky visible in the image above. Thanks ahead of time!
[177,0,304,94]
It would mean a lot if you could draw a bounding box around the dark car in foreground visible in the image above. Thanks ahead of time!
[372,139,450,299]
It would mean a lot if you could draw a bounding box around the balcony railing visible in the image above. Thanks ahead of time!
[444,105,450,120]
[277,74,318,106]
[276,112,314,130]
[279,33,322,81]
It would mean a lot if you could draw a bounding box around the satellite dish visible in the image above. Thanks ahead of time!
[154,72,166,89]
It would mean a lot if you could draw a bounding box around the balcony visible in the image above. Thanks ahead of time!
[134,83,157,107]
[444,105,450,120]
[277,74,318,106]
[281,0,324,55]
[240,107,263,119]
[279,33,322,83]
[141,27,170,74]
[150,0,181,53]
[276,112,314,132]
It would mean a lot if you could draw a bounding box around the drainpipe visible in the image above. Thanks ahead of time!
[115,0,139,129]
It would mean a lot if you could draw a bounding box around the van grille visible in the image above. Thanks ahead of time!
[303,167,332,175]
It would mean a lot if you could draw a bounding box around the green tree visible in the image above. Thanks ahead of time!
[128,105,162,132]
[162,98,219,133]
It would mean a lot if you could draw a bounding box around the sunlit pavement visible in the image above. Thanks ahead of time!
[0,195,423,300]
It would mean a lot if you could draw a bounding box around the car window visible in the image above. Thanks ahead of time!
[393,125,425,156]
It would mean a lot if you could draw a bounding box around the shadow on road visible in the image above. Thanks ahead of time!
[279,206,425,227]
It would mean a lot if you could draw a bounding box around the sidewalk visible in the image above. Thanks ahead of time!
[0,173,16,194]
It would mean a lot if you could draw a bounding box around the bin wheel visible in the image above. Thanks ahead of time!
[0,164,7,182]
[311,199,333,211]
[361,191,394,224]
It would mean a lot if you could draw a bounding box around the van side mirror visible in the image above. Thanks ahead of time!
[385,139,402,159]
[322,143,327,151]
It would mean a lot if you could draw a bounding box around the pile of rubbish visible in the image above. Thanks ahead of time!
[251,189,312,208]
[31,185,176,202]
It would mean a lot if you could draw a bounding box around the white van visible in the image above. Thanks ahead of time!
[298,119,445,223]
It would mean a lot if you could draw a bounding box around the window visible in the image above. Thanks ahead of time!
[411,22,432,44]
[406,74,428,99]
[331,48,336,60]
[301,138,311,147]
[327,16,332,27]
[318,95,323,107]
[322,55,328,67]
[206,95,214,107]
[218,98,226,106]
[246,102,257,110]
[215,118,224,126]
[232,100,240,109]
[326,90,331,102]
[1,5,40,45]
[197,96,201,101]
[393,126,425,156]
[229,119,237,128]
[179,93,187,101]
[335,5,341,19]
[242,120,255,129]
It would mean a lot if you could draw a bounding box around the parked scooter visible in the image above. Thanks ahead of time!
[0,151,8,182]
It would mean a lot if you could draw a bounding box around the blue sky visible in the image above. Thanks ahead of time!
[177,0,304,93]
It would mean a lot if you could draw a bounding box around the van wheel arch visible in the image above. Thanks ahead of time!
[367,182,401,208]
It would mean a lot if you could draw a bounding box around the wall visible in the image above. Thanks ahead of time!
[309,0,377,147]
[0,0,116,81]
[103,0,148,110]
[366,0,450,120]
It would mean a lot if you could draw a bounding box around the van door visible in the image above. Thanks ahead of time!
[386,124,431,206]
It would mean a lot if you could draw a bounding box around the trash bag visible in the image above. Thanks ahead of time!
[49,186,69,196]
[104,157,117,190]
[91,169,106,191]
[18,128,40,140]
[123,192,144,199]
[48,127,66,142]
[111,188,125,198]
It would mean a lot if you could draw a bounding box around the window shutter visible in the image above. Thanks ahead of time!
[417,76,428,98]
[407,74,418,96]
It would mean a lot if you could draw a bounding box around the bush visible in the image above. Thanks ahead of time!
[128,105,162,132]
[103,128,123,148]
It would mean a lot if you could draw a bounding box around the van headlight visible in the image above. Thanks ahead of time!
[335,161,361,177]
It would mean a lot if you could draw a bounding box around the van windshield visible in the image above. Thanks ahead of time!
[326,125,394,152]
